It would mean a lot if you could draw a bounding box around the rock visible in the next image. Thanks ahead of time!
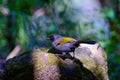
[74,42,109,80]
[0,46,108,80]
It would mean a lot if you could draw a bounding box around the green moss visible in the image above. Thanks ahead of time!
[32,48,60,67]
[78,57,96,71]
[96,64,103,75]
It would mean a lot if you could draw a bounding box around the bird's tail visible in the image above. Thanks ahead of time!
[74,40,97,47]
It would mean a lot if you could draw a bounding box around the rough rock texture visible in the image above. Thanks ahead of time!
[1,51,34,80]
[0,45,109,80]
[74,43,109,80]
[32,48,60,80]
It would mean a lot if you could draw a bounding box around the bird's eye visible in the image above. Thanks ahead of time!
[49,35,54,41]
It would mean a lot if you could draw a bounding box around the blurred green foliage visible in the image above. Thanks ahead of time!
[101,6,120,80]
[0,0,120,80]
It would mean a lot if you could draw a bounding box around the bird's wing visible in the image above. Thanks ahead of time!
[57,37,76,46]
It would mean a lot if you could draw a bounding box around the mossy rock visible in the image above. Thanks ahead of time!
[0,47,108,80]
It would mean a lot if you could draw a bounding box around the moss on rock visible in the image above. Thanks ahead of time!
[0,46,108,80]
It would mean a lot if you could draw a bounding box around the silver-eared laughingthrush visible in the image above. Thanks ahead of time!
[47,34,97,58]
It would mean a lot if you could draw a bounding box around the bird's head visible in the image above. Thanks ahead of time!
[47,34,63,42]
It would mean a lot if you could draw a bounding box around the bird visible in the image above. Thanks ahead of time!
[47,34,77,58]
[47,34,97,58]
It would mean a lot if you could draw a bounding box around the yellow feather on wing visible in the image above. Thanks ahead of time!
[57,37,76,46]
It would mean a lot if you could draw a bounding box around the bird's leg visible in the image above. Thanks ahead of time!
[55,54,62,58]
[62,52,66,56]
[73,51,75,58]
[70,47,75,58]
[55,52,66,59]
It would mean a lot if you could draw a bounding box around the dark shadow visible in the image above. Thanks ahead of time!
[59,58,98,80]
[1,51,34,80]
[48,48,98,80]
[48,47,74,60]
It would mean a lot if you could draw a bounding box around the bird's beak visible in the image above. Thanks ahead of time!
[46,38,50,40]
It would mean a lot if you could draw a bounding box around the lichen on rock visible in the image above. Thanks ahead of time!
[1,46,109,80]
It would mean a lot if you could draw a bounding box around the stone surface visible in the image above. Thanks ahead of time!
[0,46,108,80]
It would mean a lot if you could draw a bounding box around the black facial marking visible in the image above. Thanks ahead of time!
[49,35,54,41]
